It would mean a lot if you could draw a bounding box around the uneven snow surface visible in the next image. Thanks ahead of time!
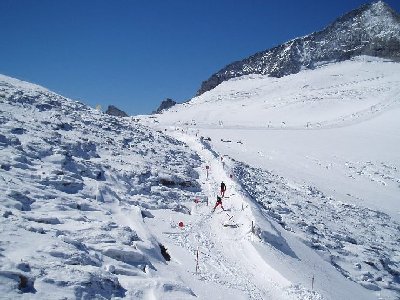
[1,57,399,300]
[0,75,203,299]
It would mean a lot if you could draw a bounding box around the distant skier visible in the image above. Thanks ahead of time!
[220,181,226,197]
[212,195,224,212]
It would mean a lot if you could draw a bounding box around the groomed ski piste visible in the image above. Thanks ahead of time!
[141,129,377,300]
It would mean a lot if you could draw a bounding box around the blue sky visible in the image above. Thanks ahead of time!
[1,0,399,115]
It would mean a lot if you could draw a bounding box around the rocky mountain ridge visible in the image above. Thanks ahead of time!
[197,1,400,95]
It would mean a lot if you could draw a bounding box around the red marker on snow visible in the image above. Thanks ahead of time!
[178,221,184,228]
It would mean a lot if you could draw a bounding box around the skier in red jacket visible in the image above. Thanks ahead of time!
[212,195,224,212]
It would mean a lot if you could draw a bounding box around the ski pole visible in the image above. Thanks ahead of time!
[195,247,199,274]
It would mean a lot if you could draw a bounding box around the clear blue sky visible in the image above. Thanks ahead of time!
[1,0,399,115]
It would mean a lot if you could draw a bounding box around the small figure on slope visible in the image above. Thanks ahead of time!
[220,181,226,197]
[212,195,225,213]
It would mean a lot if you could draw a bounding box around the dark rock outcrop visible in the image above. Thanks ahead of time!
[105,105,128,117]
[153,98,177,114]
[197,1,400,95]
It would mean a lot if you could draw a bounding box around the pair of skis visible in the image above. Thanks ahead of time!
[223,212,240,228]
[212,210,240,228]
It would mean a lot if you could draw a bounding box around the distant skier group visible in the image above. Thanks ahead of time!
[212,181,227,212]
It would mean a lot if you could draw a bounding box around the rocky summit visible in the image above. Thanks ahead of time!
[197,1,400,95]
[105,105,128,117]
[153,98,177,114]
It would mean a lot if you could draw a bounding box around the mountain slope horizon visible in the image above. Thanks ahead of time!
[197,0,400,96]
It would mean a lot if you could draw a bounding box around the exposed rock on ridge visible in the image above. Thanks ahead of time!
[105,105,128,117]
[197,1,400,95]
[153,98,177,114]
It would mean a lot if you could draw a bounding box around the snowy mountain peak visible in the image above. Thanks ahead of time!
[196,1,400,95]
[364,0,397,17]
[333,0,400,37]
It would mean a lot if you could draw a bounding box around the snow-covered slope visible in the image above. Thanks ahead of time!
[0,74,204,299]
[1,56,399,299]
[143,57,400,299]
[2,73,367,300]
[197,1,400,95]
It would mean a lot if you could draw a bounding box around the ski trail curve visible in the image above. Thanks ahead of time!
[165,129,295,300]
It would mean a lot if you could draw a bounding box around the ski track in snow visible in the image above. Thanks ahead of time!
[149,131,325,300]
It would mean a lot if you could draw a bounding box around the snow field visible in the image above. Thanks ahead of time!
[144,57,400,299]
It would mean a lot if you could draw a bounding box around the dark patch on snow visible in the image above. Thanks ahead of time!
[159,178,197,190]
[159,243,171,261]
[18,274,36,293]
[2,211,12,218]
[7,191,35,211]
[364,260,380,270]
[1,163,11,171]
[25,226,46,234]
[0,271,36,294]
[380,258,400,276]
[10,127,26,135]
[255,224,299,259]
[25,216,61,225]
[35,103,54,111]
[160,178,175,187]
[141,210,154,218]
[16,262,31,272]
[172,204,191,215]
[73,273,126,299]
[54,122,73,131]
[0,134,10,146]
